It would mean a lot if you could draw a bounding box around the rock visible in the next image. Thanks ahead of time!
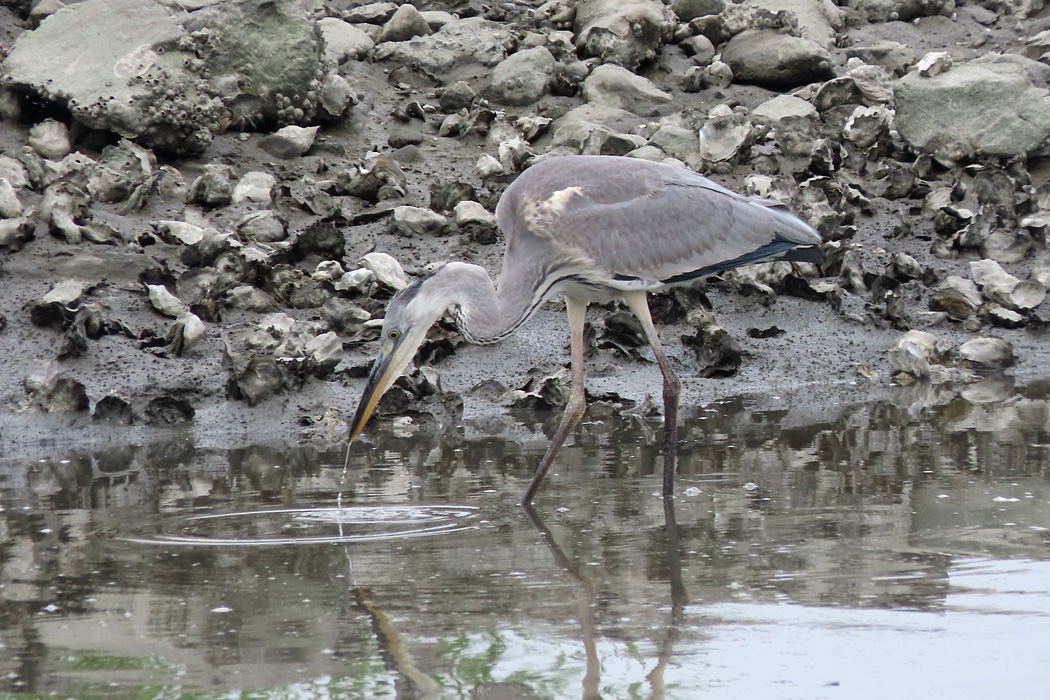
[681,34,716,65]
[92,395,134,424]
[305,331,343,376]
[234,210,286,243]
[391,206,448,236]
[189,164,236,208]
[774,114,819,158]
[929,276,981,320]
[87,139,155,204]
[673,0,726,22]
[843,0,956,21]
[474,154,505,178]
[361,252,410,291]
[721,29,835,89]
[0,215,33,250]
[846,40,915,76]
[0,178,24,218]
[317,17,375,63]
[319,73,353,118]
[166,313,206,356]
[959,337,1015,369]
[2,0,324,153]
[842,104,892,149]
[573,0,675,69]
[550,121,645,156]
[889,337,931,380]
[915,51,953,77]
[581,64,673,116]
[145,395,195,424]
[894,62,1050,162]
[647,125,699,161]
[292,220,345,261]
[699,104,752,162]
[453,200,497,227]
[343,3,398,24]
[258,125,319,159]
[374,18,514,78]
[440,81,477,112]
[847,59,895,104]
[28,119,72,160]
[232,171,277,204]
[147,284,189,318]
[24,364,89,413]
[751,94,817,124]
[377,3,432,43]
[487,47,556,106]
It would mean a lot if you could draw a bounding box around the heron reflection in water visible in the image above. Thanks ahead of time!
[348,155,822,505]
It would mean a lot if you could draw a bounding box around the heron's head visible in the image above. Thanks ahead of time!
[348,273,451,443]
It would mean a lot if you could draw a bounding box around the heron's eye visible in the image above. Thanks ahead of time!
[387,329,401,340]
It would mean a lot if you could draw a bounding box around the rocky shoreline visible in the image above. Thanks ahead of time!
[1,0,1049,455]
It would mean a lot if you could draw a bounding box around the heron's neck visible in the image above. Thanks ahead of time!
[434,262,540,345]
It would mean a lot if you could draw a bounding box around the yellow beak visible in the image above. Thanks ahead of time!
[348,342,415,443]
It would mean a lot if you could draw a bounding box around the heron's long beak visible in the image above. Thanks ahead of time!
[348,341,415,443]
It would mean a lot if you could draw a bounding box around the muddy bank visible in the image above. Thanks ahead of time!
[1,0,1049,456]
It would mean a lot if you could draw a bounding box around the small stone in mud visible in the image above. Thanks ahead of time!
[958,337,1015,369]
[92,395,134,425]
[24,364,89,413]
[259,125,319,159]
[145,396,195,425]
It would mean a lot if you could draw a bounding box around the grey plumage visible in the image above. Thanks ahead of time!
[349,154,822,505]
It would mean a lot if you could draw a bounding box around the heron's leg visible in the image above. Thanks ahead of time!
[521,296,589,507]
[622,291,681,498]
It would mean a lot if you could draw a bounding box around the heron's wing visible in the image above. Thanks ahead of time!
[505,156,820,285]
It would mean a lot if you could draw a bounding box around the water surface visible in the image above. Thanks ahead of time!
[1,382,1049,699]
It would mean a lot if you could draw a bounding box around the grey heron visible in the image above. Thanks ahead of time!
[348,154,822,506]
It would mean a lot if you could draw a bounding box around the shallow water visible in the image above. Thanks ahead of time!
[2,383,1050,699]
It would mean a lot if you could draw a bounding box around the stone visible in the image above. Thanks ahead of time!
[487,47,556,106]
[374,18,514,78]
[959,337,1015,368]
[842,104,892,149]
[232,171,277,204]
[361,252,410,291]
[672,0,726,22]
[847,41,915,76]
[317,17,375,63]
[453,200,497,227]
[258,125,319,159]
[752,94,817,124]
[391,206,448,236]
[377,3,432,43]
[87,139,155,204]
[843,0,955,21]
[681,34,716,65]
[648,125,699,161]
[721,29,835,89]
[189,164,236,208]
[2,0,324,153]
[894,62,1050,162]
[929,276,981,320]
[581,64,673,116]
[573,0,676,70]
[28,119,72,160]
[699,104,751,162]
[319,73,353,118]
[889,337,931,380]
[147,284,189,318]
[0,178,24,218]
[234,210,286,243]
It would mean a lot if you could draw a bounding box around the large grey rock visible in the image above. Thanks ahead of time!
[894,62,1050,161]
[2,0,324,154]
[377,3,432,43]
[373,18,515,79]
[721,30,835,89]
[581,64,672,116]
[743,0,841,49]
[318,17,375,63]
[844,0,955,21]
[751,94,818,124]
[574,0,676,69]
[673,0,726,22]
[486,47,556,106]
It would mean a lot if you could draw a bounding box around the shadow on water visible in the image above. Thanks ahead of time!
[1,378,1050,698]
